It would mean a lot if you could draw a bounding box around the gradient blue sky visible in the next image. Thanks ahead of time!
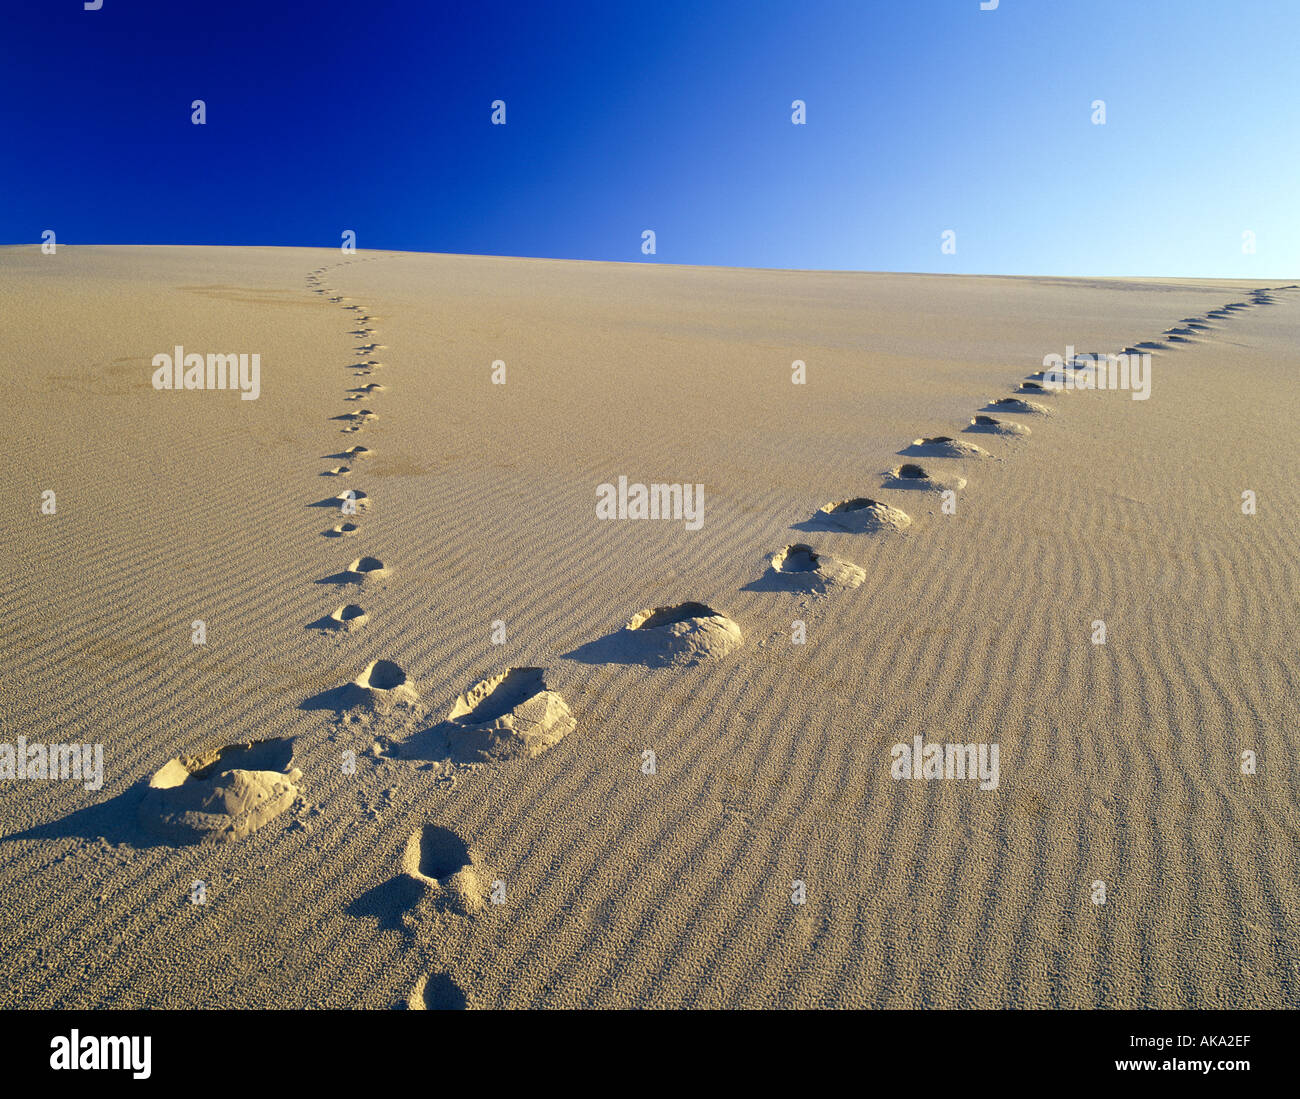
[3,0,1297,276]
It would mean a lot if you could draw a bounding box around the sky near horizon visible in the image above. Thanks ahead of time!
[3,0,1297,277]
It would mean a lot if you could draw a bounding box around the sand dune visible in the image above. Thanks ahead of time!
[1,245,1297,1008]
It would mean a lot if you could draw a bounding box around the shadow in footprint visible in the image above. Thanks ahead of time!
[307,603,368,631]
[420,973,468,1010]
[414,825,471,879]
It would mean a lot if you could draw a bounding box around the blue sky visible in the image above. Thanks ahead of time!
[3,0,1296,276]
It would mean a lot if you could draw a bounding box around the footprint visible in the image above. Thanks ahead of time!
[401,824,486,914]
[323,466,351,476]
[809,497,911,533]
[616,604,744,668]
[759,544,865,593]
[901,436,989,459]
[409,972,468,1010]
[985,397,1049,415]
[346,554,388,581]
[884,463,966,492]
[326,521,361,537]
[1066,351,1108,369]
[340,659,417,712]
[324,603,368,631]
[312,489,368,511]
[348,383,385,395]
[137,738,301,845]
[1017,379,1054,396]
[441,667,577,762]
[337,411,378,432]
[966,413,1029,436]
[343,445,373,459]
[355,343,387,353]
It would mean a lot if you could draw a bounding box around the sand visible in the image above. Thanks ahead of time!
[0,245,1297,1008]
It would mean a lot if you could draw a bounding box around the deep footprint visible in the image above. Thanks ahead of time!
[444,667,577,761]
[764,543,865,593]
[411,973,468,1011]
[901,436,989,459]
[137,738,300,845]
[884,463,966,492]
[811,496,911,532]
[985,397,1049,415]
[401,824,485,914]
[346,555,388,581]
[966,413,1030,436]
[618,603,744,668]
[327,603,368,631]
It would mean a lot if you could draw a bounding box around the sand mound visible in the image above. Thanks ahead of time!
[445,667,576,762]
[767,544,865,592]
[884,463,966,493]
[138,739,300,844]
[814,497,911,533]
[902,436,989,459]
[620,603,743,667]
